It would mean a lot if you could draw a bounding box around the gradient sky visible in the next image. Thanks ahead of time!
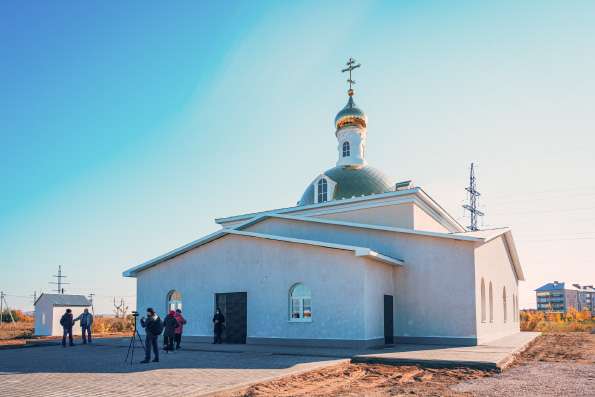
[1,1,594,314]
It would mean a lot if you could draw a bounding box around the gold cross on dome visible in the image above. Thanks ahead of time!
[341,58,361,94]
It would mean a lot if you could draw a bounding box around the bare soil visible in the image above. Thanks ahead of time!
[221,333,595,397]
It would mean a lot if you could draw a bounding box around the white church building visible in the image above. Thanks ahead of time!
[124,67,524,347]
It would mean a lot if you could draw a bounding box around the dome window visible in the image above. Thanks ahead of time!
[342,141,350,157]
[317,178,328,203]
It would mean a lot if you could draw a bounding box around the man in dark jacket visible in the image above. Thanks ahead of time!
[60,308,75,347]
[212,308,225,344]
[162,310,179,352]
[140,308,162,363]
[74,308,94,344]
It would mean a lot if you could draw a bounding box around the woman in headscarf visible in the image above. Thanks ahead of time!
[163,310,179,351]
[212,308,225,344]
[174,309,187,350]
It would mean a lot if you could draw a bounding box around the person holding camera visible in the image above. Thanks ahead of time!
[140,307,163,363]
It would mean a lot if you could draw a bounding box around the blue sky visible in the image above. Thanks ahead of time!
[1,1,594,313]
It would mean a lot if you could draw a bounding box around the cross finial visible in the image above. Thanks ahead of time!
[341,57,361,96]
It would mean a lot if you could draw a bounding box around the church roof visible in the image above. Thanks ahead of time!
[335,95,367,129]
[298,165,393,206]
[217,187,467,233]
[123,229,403,277]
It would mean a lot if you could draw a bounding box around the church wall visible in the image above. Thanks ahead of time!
[135,234,371,345]
[243,217,478,344]
[474,235,520,343]
[412,203,450,233]
[363,258,396,342]
[304,202,415,229]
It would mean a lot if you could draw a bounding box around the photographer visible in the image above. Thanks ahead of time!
[140,308,163,363]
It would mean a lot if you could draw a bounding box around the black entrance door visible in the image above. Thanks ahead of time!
[384,294,394,344]
[215,292,247,344]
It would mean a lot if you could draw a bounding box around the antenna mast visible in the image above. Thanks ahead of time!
[49,265,70,294]
[462,162,484,231]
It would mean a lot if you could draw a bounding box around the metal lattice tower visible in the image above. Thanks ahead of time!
[49,265,70,294]
[462,163,484,231]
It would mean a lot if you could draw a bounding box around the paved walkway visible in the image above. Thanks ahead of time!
[0,333,540,396]
[352,332,541,370]
[0,342,345,397]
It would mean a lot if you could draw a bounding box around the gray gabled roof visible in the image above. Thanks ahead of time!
[34,293,91,307]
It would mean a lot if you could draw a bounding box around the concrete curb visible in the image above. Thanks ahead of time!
[495,332,542,370]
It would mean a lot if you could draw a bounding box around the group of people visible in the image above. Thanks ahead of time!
[60,308,94,347]
[60,305,226,365]
[140,307,225,363]
[139,307,187,363]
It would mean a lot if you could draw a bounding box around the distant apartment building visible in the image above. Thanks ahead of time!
[576,284,595,314]
[535,281,595,314]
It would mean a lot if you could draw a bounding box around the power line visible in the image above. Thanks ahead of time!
[49,265,70,294]
[462,162,484,231]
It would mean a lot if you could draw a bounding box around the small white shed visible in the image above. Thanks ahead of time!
[34,294,92,336]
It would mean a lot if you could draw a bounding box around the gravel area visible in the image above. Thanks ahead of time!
[452,362,594,396]
[222,333,595,397]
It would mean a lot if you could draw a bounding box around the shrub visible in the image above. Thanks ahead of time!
[92,316,134,334]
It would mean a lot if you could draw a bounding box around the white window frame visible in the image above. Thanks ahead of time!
[342,141,350,157]
[289,283,312,323]
[312,175,337,204]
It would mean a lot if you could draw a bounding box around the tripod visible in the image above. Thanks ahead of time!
[124,314,145,365]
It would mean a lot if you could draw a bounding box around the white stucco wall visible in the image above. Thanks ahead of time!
[412,203,450,233]
[51,307,86,336]
[244,217,478,341]
[34,299,53,336]
[136,234,374,343]
[363,258,396,341]
[311,202,414,229]
[474,235,520,343]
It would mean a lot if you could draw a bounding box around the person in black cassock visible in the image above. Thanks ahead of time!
[212,308,225,344]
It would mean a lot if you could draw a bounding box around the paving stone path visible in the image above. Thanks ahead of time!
[0,343,344,397]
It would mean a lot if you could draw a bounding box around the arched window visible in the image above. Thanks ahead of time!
[289,283,312,322]
[342,141,350,157]
[317,178,328,203]
[513,294,517,322]
[503,287,507,323]
[167,290,182,312]
[489,282,494,323]
[480,278,486,323]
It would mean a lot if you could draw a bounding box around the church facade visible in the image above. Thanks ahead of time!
[124,67,524,347]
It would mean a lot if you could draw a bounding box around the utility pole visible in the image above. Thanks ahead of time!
[462,162,485,231]
[88,293,95,314]
[33,291,37,305]
[49,265,70,294]
[0,292,15,325]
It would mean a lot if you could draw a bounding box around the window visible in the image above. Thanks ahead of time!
[167,290,182,312]
[317,178,328,203]
[489,282,494,323]
[342,141,350,157]
[42,313,46,325]
[480,278,486,323]
[503,287,507,323]
[289,283,312,322]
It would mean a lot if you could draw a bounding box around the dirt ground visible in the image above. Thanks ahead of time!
[221,333,595,397]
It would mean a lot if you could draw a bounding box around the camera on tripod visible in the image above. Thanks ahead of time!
[131,311,139,317]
